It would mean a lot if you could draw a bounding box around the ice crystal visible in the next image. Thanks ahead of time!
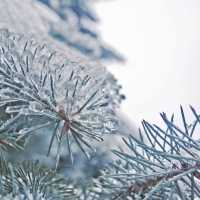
[0,29,119,168]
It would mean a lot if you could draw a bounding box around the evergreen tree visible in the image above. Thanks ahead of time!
[0,1,199,199]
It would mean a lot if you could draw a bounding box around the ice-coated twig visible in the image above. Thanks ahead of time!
[0,29,120,169]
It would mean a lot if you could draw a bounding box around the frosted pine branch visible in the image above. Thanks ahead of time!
[0,160,76,199]
[89,106,200,199]
[0,29,119,170]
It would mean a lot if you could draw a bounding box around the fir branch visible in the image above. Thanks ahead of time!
[0,160,77,199]
[90,106,200,199]
[0,29,119,169]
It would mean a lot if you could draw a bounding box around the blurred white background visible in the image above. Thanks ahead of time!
[94,0,200,130]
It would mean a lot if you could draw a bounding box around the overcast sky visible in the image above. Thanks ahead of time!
[94,0,200,132]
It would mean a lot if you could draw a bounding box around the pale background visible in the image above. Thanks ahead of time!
[93,0,200,132]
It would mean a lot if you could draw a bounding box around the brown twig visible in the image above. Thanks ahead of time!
[58,106,73,135]
[0,138,8,145]
[129,162,200,194]
[112,161,200,199]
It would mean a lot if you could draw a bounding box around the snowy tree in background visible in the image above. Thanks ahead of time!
[0,1,200,199]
